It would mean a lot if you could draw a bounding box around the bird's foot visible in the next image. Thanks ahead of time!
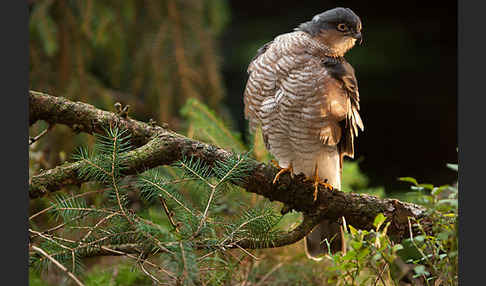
[305,176,334,201]
[313,179,334,201]
[272,163,293,185]
[270,160,279,168]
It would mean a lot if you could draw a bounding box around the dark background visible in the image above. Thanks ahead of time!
[220,0,457,192]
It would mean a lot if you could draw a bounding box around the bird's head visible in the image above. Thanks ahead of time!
[296,7,362,57]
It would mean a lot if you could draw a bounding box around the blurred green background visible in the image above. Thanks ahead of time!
[28,0,457,195]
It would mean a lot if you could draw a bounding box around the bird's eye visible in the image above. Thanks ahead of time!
[337,23,349,32]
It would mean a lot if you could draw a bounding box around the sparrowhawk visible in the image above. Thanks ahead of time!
[243,7,364,260]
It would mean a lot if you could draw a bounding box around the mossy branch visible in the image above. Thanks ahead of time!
[29,91,433,245]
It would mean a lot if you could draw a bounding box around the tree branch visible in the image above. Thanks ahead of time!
[29,91,433,244]
[235,214,323,249]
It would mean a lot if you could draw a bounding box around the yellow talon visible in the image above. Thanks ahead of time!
[270,159,279,168]
[306,164,334,201]
[272,162,293,185]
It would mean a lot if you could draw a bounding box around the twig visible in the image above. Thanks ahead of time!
[29,124,53,145]
[140,177,194,215]
[28,229,74,251]
[408,218,434,270]
[372,263,388,286]
[107,134,174,257]
[80,212,118,242]
[195,154,246,236]
[235,244,260,261]
[31,245,85,286]
[179,241,189,283]
[255,262,283,286]
[196,249,218,262]
[100,246,177,280]
[219,215,266,247]
[29,188,111,220]
[194,184,217,237]
[32,213,93,237]
[159,195,179,233]
[139,261,165,285]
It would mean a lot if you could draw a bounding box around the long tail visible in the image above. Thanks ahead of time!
[299,146,342,260]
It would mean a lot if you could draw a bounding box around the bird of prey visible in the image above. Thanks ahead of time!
[243,7,364,260]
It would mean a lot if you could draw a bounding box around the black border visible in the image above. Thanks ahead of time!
[458,1,485,285]
[2,0,29,284]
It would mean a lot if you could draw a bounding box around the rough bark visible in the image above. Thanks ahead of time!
[29,91,433,245]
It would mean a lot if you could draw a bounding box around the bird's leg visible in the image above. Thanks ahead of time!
[272,162,293,185]
[270,160,279,168]
[306,164,334,201]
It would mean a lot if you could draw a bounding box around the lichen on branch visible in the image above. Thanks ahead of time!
[29,91,433,245]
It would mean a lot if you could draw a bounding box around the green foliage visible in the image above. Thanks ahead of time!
[324,216,400,285]
[30,122,285,285]
[321,166,458,285]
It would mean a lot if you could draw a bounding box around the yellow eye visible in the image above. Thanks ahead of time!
[337,23,348,32]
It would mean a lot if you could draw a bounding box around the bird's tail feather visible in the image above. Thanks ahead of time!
[304,219,342,260]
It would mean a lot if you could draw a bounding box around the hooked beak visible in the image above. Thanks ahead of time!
[352,32,363,45]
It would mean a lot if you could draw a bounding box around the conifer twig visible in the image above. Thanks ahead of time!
[139,261,165,285]
[140,177,195,215]
[159,196,179,233]
[29,124,53,145]
[31,245,85,286]
[29,188,110,220]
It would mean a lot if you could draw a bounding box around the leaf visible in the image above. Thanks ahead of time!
[414,235,425,243]
[392,244,404,252]
[431,185,450,196]
[438,199,458,208]
[446,163,458,172]
[373,213,387,231]
[348,225,358,236]
[411,185,425,191]
[351,241,362,250]
[398,177,418,186]
[357,248,370,260]
[413,265,430,278]
[382,221,391,236]
[372,253,382,261]
[342,250,357,261]
[418,183,434,190]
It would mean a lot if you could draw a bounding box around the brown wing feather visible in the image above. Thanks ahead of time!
[321,57,364,165]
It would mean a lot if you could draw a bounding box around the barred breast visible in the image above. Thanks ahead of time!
[243,31,349,186]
